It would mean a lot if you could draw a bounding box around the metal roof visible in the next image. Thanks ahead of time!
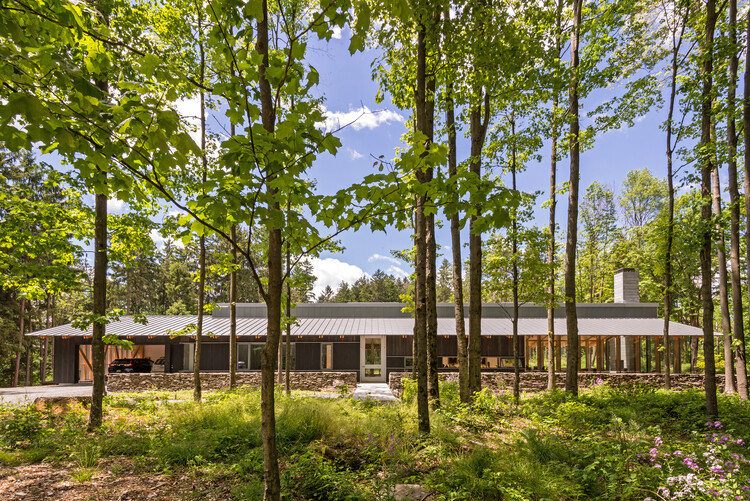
[215,302,660,320]
[26,315,706,338]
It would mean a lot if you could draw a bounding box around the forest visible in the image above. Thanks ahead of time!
[2,0,750,499]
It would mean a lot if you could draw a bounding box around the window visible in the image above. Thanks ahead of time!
[238,343,296,371]
[321,343,333,370]
[183,343,194,371]
[237,343,264,370]
[440,357,459,368]
[404,357,414,370]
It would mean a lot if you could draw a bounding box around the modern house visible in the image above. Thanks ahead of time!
[27,269,705,384]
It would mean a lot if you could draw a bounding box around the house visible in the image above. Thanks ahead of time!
[27,269,705,384]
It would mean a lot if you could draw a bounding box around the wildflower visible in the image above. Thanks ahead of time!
[715,421,723,429]
[654,436,663,447]
[674,450,682,457]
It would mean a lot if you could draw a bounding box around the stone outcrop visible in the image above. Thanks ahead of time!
[33,396,91,414]
[106,372,357,393]
[388,372,726,395]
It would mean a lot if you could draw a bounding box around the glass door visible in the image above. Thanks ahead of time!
[360,336,386,382]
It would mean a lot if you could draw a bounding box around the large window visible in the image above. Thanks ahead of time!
[237,343,295,371]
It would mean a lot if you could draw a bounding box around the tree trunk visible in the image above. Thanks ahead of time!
[511,121,520,405]
[13,297,25,387]
[700,0,718,418]
[285,234,291,396]
[547,115,557,389]
[194,234,205,402]
[88,189,107,430]
[229,118,238,390]
[663,10,683,390]
[468,94,489,396]
[426,211,439,407]
[230,226,237,389]
[258,1,283,496]
[565,0,582,395]
[738,0,750,400]
[193,11,207,402]
[41,293,51,384]
[424,10,439,409]
[711,123,734,394]
[445,76,469,403]
[413,22,430,434]
[25,310,32,385]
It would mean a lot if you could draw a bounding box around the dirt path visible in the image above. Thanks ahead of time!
[0,459,236,500]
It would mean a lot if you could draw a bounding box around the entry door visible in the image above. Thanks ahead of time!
[360,336,386,382]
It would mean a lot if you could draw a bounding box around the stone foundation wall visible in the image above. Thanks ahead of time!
[388,372,726,395]
[106,372,357,393]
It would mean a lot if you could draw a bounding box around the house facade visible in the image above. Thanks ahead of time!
[28,269,705,384]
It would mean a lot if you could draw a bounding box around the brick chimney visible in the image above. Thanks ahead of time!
[614,268,639,303]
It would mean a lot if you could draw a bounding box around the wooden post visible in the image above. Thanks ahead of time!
[555,336,562,372]
[524,336,529,369]
[655,337,661,373]
[537,336,543,370]
[596,336,603,371]
[674,337,681,374]
[635,336,641,372]
[615,336,621,372]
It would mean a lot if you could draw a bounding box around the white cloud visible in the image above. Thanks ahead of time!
[385,265,409,278]
[331,25,343,39]
[310,257,368,297]
[320,106,404,132]
[149,229,165,246]
[150,229,185,249]
[107,198,125,213]
[368,253,404,266]
[348,148,364,160]
[368,254,410,278]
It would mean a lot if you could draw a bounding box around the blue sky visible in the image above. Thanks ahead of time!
[300,28,677,296]
[69,23,687,298]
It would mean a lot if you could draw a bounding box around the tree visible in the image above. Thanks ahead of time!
[699,0,718,418]
[579,182,617,302]
[659,0,691,391]
[564,0,582,395]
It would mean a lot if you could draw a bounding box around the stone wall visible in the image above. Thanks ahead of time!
[107,371,357,393]
[388,372,726,395]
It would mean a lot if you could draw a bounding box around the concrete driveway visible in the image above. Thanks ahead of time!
[0,384,92,406]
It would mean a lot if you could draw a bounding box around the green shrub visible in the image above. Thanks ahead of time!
[0,406,44,448]
[282,449,367,500]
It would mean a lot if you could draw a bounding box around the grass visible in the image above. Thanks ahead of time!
[0,382,749,500]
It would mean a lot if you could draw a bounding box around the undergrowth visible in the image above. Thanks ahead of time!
[0,382,748,500]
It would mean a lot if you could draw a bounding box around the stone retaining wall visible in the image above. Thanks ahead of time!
[106,372,357,393]
[388,372,726,395]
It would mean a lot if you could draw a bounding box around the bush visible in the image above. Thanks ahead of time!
[0,406,44,448]
[282,449,367,500]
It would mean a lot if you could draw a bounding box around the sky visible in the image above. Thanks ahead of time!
[74,20,692,299]
[295,27,677,297]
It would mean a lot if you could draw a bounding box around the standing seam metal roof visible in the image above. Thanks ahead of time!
[26,315,706,338]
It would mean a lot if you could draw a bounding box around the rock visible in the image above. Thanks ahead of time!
[33,396,91,414]
[105,372,357,393]
[388,371,724,394]
[392,484,432,501]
